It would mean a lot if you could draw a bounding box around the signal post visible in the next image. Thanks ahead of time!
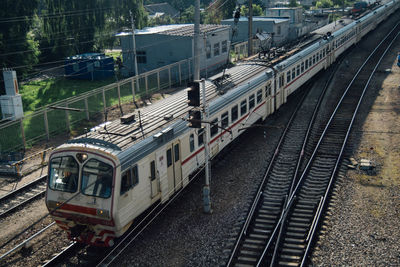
[187,80,212,214]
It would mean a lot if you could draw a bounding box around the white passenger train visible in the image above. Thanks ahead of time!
[45,0,399,247]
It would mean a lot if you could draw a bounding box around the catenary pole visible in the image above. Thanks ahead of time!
[201,79,212,213]
[130,10,140,95]
[248,0,253,56]
[194,0,200,80]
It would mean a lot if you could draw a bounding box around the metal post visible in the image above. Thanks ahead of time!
[102,88,106,114]
[145,74,148,94]
[201,79,212,214]
[248,0,253,56]
[130,10,141,96]
[179,63,182,85]
[168,67,172,89]
[157,71,160,90]
[65,102,70,132]
[84,97,89,120]
[117,82,122,110]
[20,118,26,149]
[44,109,49,140]
[194,0,200,81]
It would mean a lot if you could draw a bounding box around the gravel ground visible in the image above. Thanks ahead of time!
[311,13,400,266]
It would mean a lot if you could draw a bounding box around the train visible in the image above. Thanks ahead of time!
[45,0,399,247]
[352,0,380,14]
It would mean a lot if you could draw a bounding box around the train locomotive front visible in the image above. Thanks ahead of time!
[45,143,120,247]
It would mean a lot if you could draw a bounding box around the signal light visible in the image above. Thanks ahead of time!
[187,81,200,107]
[188,110,202,128]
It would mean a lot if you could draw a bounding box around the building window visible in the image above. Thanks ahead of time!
[240,100,247,116]
[222,40,228,53]
[137,51,146,64]
[214,43,220,56]
[277,25,281,35]
[210,118,219,137]
[231,105,238,122]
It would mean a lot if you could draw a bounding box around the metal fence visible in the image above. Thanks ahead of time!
[0,58,193,152]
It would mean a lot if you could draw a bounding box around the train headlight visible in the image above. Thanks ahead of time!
[96,209,110,218]
[47,200,62,210]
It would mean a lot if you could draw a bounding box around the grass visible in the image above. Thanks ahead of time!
[19,77,116,114]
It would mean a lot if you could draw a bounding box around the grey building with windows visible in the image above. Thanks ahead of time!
[221,17,290,46]
[116,24,230,77]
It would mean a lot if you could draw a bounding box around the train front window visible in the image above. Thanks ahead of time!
[49,156,79,193]
[81,159,113,198]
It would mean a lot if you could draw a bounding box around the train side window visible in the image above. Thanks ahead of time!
[296,65,300,76]
[174,143,180,162]
[210,118,219,137]
[313,55,316,64]
[150,161,156,181]
[231,105,238,122]
[167,149,172,167]
[287,71,291,83]
[301,62,304,73]
[292,68,295,79]
[121,169,133,195]
[189,134,195,152]
[249,94,255,109]
[132,165,138,185]
[198,129,204,146]
[257,90,262,104]
[221,112,229,129]
[240,100,247,116]
[305,59,309,69]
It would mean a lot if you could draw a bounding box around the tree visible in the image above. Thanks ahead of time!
[316,0,333,8]
[288,0,299,7]
[240,4,264,16]
[0,0,40,77]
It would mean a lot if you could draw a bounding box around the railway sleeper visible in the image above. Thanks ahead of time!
[280,247,304,257]
[236,255,258,265]
[279,253,302,263]
[242,242,264,251]
[286,226,308,233]
[288,221,310,228]
[248,233,269,240]
[285,231,307,239]
[283,242,306,250]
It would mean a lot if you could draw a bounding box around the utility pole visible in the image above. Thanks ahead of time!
[201,79,212,214]
[248,0,253,56]
[129,10,140,95]
[194,0,200,80]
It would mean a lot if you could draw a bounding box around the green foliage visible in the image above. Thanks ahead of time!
[288,0,299,7]
[0,0,40,78]
[240,4,264,16]
[316,0,334,8]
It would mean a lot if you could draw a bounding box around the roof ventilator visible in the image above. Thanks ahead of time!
[120,113,136,124]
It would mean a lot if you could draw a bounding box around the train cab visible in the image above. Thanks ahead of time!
[45,144,119,247]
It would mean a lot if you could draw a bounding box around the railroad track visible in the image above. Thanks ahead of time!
[226,22,400,267]
[0,175,47,218]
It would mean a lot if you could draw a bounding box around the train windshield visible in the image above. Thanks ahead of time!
[49,156,79,193]
[81,159,113,198]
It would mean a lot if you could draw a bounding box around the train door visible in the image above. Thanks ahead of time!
[166,141,182,195]
[148,154,160,200]
[156,149,169,202]
[273,78,277,112]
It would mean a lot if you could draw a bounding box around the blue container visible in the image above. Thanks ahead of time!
[65,53,114,80]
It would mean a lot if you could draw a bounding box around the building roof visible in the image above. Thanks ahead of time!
[116,24,230,37]
[144,3,180,18]
[222,17,289,23]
